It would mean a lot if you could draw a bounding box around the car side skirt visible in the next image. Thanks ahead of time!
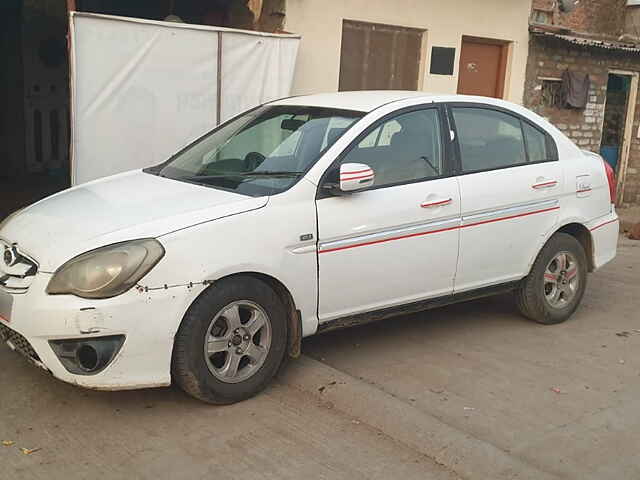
[317,281,521,334]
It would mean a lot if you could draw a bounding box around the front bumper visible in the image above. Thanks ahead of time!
[0,272,205,390]
[0,322,45,369]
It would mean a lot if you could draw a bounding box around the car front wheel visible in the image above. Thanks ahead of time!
[172,276,287,404]
[516,232,588,325]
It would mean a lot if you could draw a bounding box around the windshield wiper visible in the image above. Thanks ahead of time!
[184,171,304,181]
[235,171,304,177]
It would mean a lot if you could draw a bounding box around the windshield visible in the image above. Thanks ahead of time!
[146,105,364,196]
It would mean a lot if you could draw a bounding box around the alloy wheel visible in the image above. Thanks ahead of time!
[543,251,579,309]
[203,300,272,383]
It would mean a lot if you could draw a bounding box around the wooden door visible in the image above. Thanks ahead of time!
[457,37,507,98]
[339,20,423,92]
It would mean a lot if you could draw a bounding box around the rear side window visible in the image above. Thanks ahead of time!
[522,121,549,162]
[452,107,555,173]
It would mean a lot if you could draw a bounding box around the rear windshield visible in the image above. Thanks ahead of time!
[145,105,364,196]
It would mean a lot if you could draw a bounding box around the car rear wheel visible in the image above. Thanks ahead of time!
[172,276,287,404]
[516,233,588,325]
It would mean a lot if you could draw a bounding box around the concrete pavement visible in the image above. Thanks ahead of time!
[304,236,640,479]
[0,356,456,480]
[618,205,640,234]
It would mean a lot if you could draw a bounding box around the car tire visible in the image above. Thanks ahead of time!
[516,233,588,325]
[172,276,288,404]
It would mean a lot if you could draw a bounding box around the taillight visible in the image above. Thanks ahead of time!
[602,159,617,204]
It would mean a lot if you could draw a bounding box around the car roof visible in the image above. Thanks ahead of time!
[270,90,531,115]
[271,91,436,112]
[269,91,568,149]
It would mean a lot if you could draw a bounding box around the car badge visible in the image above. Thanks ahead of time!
[3,245,18,267]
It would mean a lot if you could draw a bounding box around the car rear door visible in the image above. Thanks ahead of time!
[315,106,461,323]
[448,103,562,292]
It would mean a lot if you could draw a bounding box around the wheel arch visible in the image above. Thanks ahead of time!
[556,222,594,272]
[242,272,302,359]
[178,271,303,360]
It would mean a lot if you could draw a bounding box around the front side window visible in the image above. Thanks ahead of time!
[452,107,555,173]
[338,108,443,188]
[147,106,363,196]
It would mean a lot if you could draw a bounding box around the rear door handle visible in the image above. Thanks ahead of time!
[420,198,452,208]
[532,180,558,189]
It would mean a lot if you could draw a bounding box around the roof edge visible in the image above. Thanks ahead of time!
[530,28,640,53]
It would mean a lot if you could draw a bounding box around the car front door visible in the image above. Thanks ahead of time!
[448,104,563,292]
[315,106,461,323]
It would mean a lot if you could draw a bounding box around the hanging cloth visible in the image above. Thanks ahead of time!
[560,69,590,109]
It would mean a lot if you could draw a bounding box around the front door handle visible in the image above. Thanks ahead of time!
[532,180,558,189]
[421,198,452,208]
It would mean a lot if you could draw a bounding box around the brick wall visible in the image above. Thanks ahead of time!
[531,0,553,10]
[524,35,640,206]
[532,0,626,38]
[626,6,640,38]
[559,0,625,36]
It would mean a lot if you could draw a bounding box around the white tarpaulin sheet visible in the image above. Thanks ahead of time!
[70,12,300,184]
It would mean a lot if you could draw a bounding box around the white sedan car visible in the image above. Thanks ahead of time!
[0,91,618,403]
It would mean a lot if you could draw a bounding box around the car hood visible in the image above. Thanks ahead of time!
[0,170,268,272]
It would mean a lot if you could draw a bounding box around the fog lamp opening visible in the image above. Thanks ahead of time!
[49,335,125,375]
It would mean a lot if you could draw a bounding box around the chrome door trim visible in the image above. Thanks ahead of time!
[318,216,461,253]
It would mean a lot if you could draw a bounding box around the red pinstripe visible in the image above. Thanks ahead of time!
[532,181,558,189]
[320,224,460,254]
[590,218,618,232]
[420,199,452,208]
[460,206,559,229]
[340,173,374,181]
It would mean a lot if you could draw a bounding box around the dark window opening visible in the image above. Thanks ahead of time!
[601,73,632,175]
[50,109,60,161]
[541,79,563,108]
[430,47,456,76]
[34,109,43,164]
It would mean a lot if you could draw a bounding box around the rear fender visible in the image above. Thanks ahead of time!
[526,218,595,275]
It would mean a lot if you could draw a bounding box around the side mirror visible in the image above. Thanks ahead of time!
[339,163,375,192]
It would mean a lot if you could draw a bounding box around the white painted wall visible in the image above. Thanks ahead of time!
[284,0,532,104]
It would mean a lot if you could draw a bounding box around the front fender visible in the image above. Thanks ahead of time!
[152,198,319,338]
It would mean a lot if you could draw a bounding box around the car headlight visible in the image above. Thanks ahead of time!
[46,239,165,299]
